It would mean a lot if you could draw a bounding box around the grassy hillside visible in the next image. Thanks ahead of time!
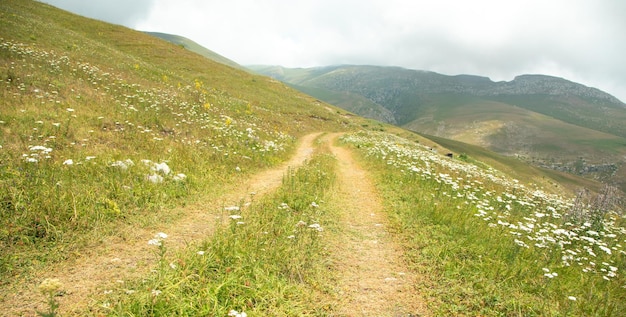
[343,131,626,316]
[0,0,354,283]
[2,2,625,316]
[144,31,247,71]
[289,83,396,123]
[419,133,605,194]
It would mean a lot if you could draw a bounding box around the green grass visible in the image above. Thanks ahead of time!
[100,153,338,316]
[0,0,352,284]
[145,32,246,71]
[493,95,626,139]
[418,133,604,194]
[343,131,626,316]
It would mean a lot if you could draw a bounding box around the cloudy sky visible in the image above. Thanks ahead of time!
[44,0,625,102]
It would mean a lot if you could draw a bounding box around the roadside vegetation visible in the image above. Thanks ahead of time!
[100,153,338,316]
[343,131,625,316]
[0,0,348,286]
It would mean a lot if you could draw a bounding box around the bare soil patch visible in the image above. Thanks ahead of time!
[0,133,320,317]
[327,133,429,317]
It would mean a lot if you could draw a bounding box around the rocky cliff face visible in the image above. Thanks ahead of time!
[487,75,624,105]
[309,67,625,107]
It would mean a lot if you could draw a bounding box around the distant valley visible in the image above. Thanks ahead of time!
[250,65,626,191]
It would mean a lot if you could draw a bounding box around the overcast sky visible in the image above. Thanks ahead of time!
[44,0,626,102]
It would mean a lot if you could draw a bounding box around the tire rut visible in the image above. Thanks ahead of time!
[327,133,429,317]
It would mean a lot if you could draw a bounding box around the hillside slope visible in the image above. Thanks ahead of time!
[250,65,626,190]
[0,0,354,290]
[2,2,624,316]
[144,31,247,71]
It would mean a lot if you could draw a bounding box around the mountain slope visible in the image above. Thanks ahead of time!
[250,65,626,190]
[144,31,247,71]
[0,0,355,290]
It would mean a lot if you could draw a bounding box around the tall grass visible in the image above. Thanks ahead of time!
[0,36,295,280]
[343,131,626,316]
[100,154,337,316]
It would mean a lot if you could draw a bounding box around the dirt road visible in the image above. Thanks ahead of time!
[1,133,320,316]
[2,132,429,316]
[328,133,428,316]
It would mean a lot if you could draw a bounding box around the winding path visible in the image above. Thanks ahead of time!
[1,133,320,316]
[2,132,430,316]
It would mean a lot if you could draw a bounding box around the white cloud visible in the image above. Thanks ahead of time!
[44,0,155,26]
[43,0,626,101]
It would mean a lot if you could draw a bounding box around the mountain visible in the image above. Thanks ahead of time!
[144,31,247,71]
[250,65,626,190]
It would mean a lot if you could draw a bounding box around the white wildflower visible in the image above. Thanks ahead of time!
[541,267,558,278]
[225,206,240,212]
[148,233,167,246]
[229,214,243,220]
[153,162,171,175]
[146,174,163,183]
[228,309,247,317]
[308,223,323,232]
[111,160,131,170]
[568,296,577,301]
[30,145,52,153]
[599,245,612,255]
[147,239,161,246]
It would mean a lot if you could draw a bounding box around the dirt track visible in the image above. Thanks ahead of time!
[1,133,320,316]
[1,132,429,316]
[328,134,428,316]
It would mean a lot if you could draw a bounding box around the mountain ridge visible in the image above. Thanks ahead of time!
[251,64,624,107]
[143,31,247,71]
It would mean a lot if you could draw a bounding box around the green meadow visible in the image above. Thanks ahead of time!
[1,1,625,316]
